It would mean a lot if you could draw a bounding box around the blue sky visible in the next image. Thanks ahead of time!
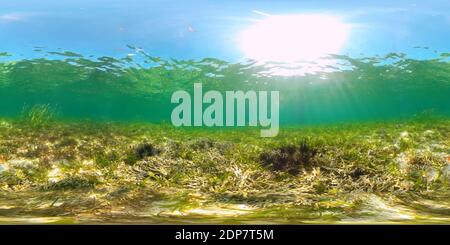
[1,0,449,61]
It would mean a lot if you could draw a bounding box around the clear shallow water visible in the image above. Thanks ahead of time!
[0,49,449,124]
[1,0,450,225]
[0,48,449,224]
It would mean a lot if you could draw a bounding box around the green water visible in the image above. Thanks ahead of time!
[0,49,449,224]
[1,49,449,124]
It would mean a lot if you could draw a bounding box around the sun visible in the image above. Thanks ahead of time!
[237,14,351,63]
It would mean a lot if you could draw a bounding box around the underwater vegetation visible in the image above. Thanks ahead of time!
[20,104,55,128]
[0,118,449,224]
[259,141,318,175]
[0,49,449,223]
[124,143,161,165]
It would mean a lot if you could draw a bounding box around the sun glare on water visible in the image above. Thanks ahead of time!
[237,14,351,65]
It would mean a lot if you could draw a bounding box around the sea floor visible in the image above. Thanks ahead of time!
[0,119,449,224]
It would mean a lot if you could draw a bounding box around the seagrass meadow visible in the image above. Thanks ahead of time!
[0,115,449,223]
[1,0,450,224]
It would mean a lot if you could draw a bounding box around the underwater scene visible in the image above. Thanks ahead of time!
[0,0,449,224]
